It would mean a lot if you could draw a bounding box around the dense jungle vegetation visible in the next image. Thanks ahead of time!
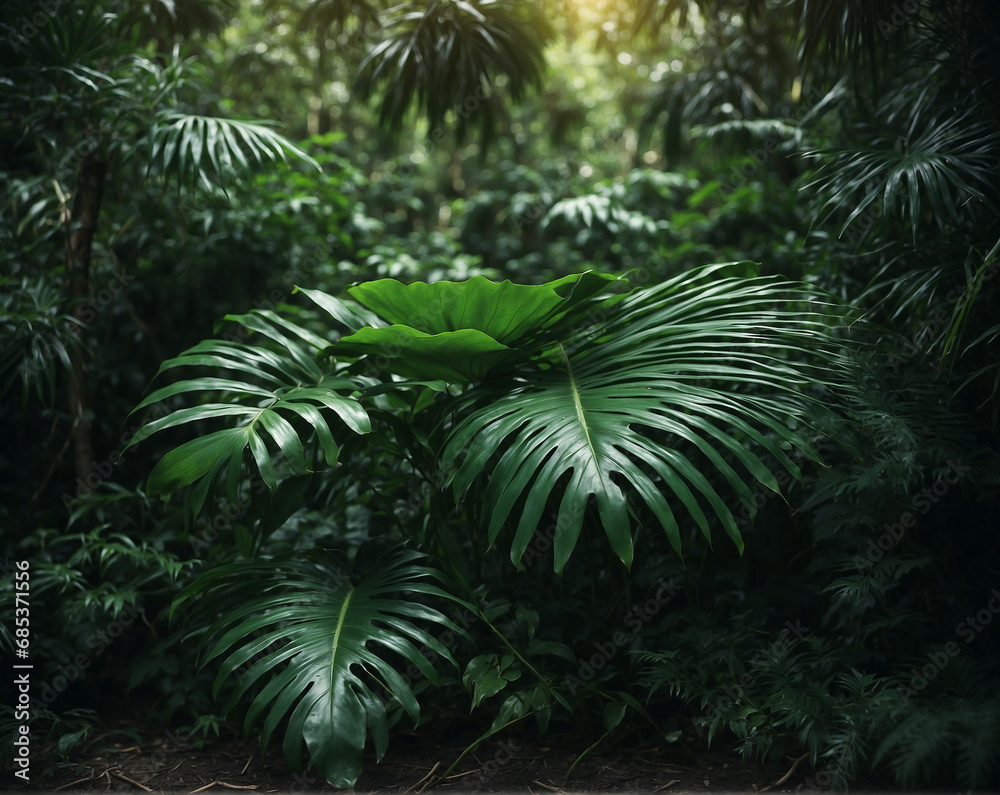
[2,0,1000,789]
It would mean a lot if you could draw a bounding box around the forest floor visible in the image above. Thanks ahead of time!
[3,724,899,794]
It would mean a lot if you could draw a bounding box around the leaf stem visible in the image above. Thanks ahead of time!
[476,606,571,711]
[439,712,531,780]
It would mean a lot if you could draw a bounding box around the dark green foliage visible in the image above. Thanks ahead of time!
[172,542,468,788]
[3,0,1000,791]
[354,0,552,144]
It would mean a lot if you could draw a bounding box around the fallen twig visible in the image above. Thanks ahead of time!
[407,760,440,793]
[55,776,92,791]
[240,756,253,775]
[653,780,680,792]
[114,771,153,791]
[442,769,478,780]
[532,779,562,792]
[759,751,809,792]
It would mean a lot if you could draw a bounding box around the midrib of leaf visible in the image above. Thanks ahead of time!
[249,387,300,428]
[329,585,355,677]
[558,343,606,488]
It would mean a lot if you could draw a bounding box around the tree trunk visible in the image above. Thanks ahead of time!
[65,150,107,491]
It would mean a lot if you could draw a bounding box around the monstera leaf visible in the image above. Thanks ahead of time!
[172,543,469,789]
[134,266,854,570]
[441,265,851,572]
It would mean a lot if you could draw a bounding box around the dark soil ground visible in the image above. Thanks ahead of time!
[3,724,893,794]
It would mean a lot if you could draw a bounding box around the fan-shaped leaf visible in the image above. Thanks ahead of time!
[442,266,850,572]
[172,543,470,789]
[127,311,370,505]
[146,113,320,188]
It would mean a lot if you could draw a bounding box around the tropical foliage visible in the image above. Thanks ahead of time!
[122,266,854,783]
[2,0,999,790]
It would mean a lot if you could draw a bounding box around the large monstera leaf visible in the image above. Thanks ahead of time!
[132,265,852,574]
[441,265,851,572]
[172,543,468,789]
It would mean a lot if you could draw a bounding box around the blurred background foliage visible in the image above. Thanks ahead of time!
[2,0,999,788]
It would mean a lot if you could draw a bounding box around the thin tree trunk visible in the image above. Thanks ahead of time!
[65,150,107,491]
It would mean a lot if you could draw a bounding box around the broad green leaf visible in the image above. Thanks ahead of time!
[603,702,627,732]
[463,654,522,710]
[443,266,851,572]
[333,325,513,383]
[147,427,247,498]
[172,544,471,790]
[347,273,618,346]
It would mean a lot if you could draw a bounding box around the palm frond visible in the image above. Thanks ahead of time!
[354,0,552,143]
[804,109,1000,244]
[146,114,320,188]
[0,277,82,407]
[126,307,370,511]
[794,0,914,87]
[293,0,384,35]
[442,265,853,572]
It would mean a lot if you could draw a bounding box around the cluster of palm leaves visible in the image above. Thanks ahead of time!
[128,264,856,785]
[353,0,552,144]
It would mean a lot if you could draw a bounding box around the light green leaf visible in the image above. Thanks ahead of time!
[347,273,618,345]
[333,325,513,382]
